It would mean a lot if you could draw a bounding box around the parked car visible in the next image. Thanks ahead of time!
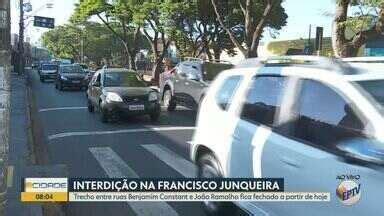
[190,56,384,216]
[39,63,59,82]
[160,58,233,111]
[86,68,161,123]
[343,57,384,73]
[55,64,88,90]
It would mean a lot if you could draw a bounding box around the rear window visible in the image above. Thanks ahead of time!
[78,64,88,69]
[60,65,84,73]
[42,65,58,70]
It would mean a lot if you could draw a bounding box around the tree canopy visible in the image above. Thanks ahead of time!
[41,22,140,66]
[332,0,384,57]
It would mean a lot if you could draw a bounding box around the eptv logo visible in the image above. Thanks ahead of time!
[24,178,68,192]
[336,180,361,205]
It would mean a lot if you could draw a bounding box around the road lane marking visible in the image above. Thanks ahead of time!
[142,144,197,178]
[89,147,139,178]
[7,166,14,188]
[39,107,88,112]
[48,127,195,140]
[89,147,179,216]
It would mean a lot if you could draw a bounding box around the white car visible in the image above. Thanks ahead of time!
[191,56,384,216]
[343,56,384,73]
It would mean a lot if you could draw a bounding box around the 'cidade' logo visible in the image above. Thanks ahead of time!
[336,180,361,205]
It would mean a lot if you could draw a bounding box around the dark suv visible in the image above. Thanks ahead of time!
[160,59,233,111]
[55,64,88,90]
[86,68,161,123]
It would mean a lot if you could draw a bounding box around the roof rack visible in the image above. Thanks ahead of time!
[236,55,355,74]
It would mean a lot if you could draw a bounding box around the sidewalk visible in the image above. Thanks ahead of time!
[5,72,42,215]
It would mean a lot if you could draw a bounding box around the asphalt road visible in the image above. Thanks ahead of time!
[29,70,206,216]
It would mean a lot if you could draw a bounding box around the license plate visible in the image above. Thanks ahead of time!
[129,105,145,111]
[72,80,81,84]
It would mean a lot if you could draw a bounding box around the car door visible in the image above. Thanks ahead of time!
[174,63,191,105]
[186,64,205,107]
[225,75,294,216]
[227,75,290,177]
[89,72,102,106]
[259,79,384,216]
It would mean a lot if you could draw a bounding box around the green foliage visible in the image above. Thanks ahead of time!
[342,0,384,37]
[41,22,129,65]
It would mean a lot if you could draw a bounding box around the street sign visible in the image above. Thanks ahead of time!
[33,16,55,29]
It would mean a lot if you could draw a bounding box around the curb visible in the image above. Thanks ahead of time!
[25,71,66,216]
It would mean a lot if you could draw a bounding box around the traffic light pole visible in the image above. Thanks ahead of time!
[18,0,24,75]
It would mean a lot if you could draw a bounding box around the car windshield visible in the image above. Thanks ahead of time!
[60,65,84,73]
[356,80,384,113]
[104,72,147,87]
[203,62,233,81]
[42,65,58,70]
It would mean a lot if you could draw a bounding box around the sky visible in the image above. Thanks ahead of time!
[10,0,336,46]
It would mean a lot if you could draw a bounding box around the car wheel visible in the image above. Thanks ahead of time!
[55,82,58,89]
[197,154,237,216]
[163,90,176,112]
[40,77,45,83]
[87,99,94,113]
[149,110,160,122]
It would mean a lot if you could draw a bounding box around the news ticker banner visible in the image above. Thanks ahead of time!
[21,178,330,202]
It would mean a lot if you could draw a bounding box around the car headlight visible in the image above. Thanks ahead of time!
[61,75,68,80]
[106,92,123,103]
[148,92,158,101]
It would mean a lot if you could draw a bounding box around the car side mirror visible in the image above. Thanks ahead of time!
[337,138,384,165]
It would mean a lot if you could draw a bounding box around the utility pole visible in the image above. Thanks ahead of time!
[18,0,24,75]
[0,0,10,214]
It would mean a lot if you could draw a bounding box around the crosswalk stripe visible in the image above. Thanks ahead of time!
[49,127,195,140]
[39,107,88,112]
[89,147,139,178]
[142,144,197,178]
[89,147,179,216]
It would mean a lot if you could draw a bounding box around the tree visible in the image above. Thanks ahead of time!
[131,0,189,83]
[211,0,287,58]
[72,0,142,69]
[166,0,244,60]
[332,0,384,57]
[41,22,132,66]
[42,24,83,60]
